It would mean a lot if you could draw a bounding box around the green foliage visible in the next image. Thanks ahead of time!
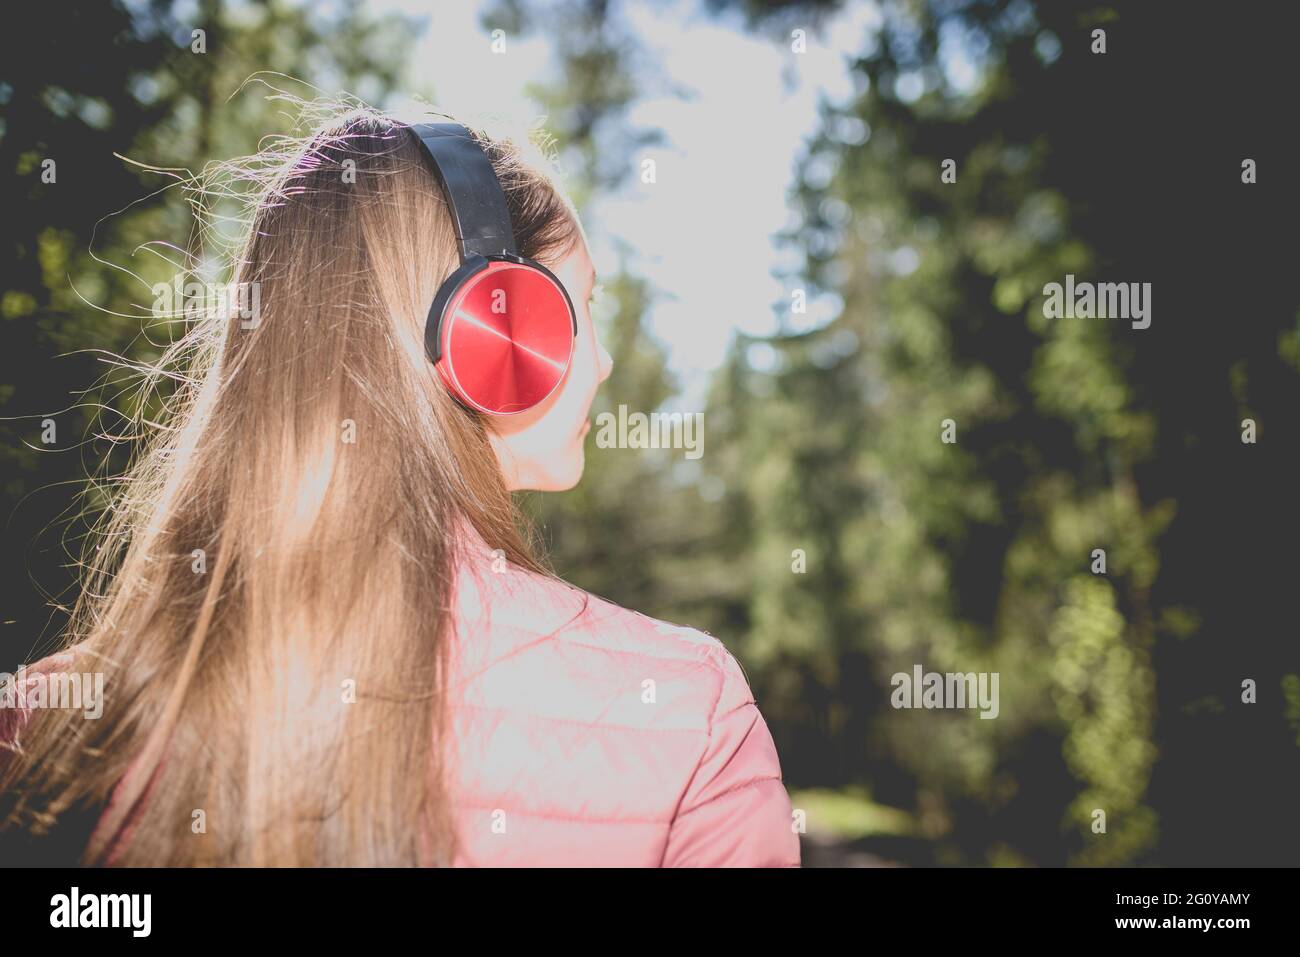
[538,0,1300,865]
[1049,576,1156,864]
[0,0,416,650]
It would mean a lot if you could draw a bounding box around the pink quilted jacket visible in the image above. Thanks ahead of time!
[2,531,801,867]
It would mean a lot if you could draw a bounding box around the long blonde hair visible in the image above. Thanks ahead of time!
[0,99,581,865]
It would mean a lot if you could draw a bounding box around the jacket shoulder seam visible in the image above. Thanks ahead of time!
[454,800,673,826]
[456,701,711,734]
[670,772,784,821]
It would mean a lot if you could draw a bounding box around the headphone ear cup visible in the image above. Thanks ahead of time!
[430,259,577,415]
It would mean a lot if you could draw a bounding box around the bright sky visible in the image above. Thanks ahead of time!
[373,0,883,411]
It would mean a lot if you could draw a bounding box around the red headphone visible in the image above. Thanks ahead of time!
[411,122,577,416]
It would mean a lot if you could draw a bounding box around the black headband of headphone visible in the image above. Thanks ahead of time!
[409,122,517,260]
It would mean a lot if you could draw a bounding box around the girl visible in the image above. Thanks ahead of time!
[0,103,800,867]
